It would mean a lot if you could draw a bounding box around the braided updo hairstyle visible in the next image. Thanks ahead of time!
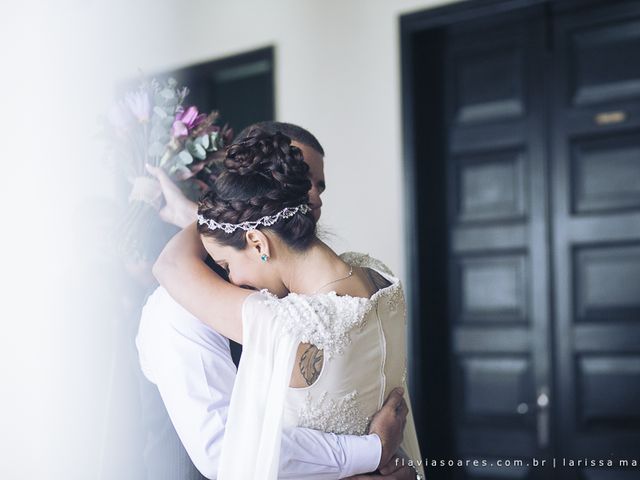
[197,128,316,251]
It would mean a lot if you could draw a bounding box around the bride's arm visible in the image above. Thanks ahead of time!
[152,222,252,343]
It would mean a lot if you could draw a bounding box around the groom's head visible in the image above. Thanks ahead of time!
[235,121,325,221]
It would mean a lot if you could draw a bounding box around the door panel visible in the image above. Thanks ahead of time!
[571,132,640,214]
[455,149,528,223]
[569,18,640,107]
[552,3,640,478]
[452,47,525,124]
[445,8,552,479]
[404,1,640,478]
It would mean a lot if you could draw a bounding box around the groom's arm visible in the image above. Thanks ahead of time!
[279,428,380,479]
[137,286,385,479]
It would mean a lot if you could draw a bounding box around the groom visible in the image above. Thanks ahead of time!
[137,122,416,479]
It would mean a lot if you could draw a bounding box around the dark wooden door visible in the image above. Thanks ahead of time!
[550,2,640,479]
[444,7,553,479]
[403,1,640,479]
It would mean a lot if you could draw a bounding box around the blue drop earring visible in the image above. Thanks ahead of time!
[260,253,269,263]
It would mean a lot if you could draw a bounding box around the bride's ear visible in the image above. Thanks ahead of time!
[245,230,271,260]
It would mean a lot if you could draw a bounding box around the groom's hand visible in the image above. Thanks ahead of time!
[368,387,408,470]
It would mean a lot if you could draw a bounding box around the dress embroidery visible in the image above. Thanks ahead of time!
[340,251,394,276]
[341,251,403,315]
[386,283,404,314]
[259,291,369,358]
[298,390,370,435]
[257,252,402,358]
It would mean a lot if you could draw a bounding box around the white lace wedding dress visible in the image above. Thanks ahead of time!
[217,252,424,479]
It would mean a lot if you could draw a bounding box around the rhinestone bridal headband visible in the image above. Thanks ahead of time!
[197,204,311,233]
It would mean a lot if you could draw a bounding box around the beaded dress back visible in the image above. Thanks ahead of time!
[221,252,424,479]
[243,252,424,476]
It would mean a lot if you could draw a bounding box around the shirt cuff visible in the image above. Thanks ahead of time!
[338,433,381,478]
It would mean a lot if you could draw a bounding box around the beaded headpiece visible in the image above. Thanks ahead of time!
[197,204,311,234]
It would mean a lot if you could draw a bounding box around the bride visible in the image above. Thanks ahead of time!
[153,128,424,479]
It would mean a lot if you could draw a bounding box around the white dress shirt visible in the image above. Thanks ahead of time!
[136,286,381,479]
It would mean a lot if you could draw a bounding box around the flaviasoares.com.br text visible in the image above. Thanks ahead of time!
[396,457,639,469]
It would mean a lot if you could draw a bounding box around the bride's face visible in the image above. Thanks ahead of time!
[201,236,287,296]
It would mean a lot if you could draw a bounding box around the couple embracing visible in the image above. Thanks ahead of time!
[138,122,424,479]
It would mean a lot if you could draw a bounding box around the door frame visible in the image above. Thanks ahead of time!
[158,46,275,133]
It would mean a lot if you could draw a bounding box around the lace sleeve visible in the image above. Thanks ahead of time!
[339,251,395,276]
[257,290,369,359]
[219,291,299,479]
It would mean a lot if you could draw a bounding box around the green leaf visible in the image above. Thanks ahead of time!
[162,116,175,128]
[160,88,175,100]
[148,141,165,157]
[208,132,219,151]
[195,144,207,160]
[188,141,207,160]
[153,106,167,118]
[197,134,209,149]
[150,123,167,139]
[169,163,191,177]
[178,150,193,165]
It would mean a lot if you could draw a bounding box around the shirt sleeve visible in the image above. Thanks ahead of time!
[136,287,381,479]
[280,428,382,479]
[136,286,234,479]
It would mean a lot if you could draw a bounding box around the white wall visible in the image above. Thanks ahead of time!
[2,3,462,476]
[103,0,460,281]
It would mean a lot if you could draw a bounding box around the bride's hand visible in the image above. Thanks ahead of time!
[145,164,197,228]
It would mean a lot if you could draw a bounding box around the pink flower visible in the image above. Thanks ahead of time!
[125,89,151,123]
[171,106,206,138]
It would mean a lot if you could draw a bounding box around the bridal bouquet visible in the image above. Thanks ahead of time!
[104,78,232,261]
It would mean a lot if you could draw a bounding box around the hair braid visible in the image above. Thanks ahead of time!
[197,128,316,250]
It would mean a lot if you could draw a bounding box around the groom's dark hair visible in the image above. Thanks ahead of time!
[234,121,325,156]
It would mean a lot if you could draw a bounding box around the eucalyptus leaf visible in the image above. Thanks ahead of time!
[194,144,207,160]
[178,150,193,165]
[162,116,175,128]
[156,133,170,145]
[187,142,207,160]
[148,141,165,157]
[153,106,167,118]
[198,134,209,149]
[151,124,167,139]
[168,163,190,178]
[174,164,192,180]
[169,163,186,175]
[160,89,175,100]
[209,132,219,151]
[157,91,178,108]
